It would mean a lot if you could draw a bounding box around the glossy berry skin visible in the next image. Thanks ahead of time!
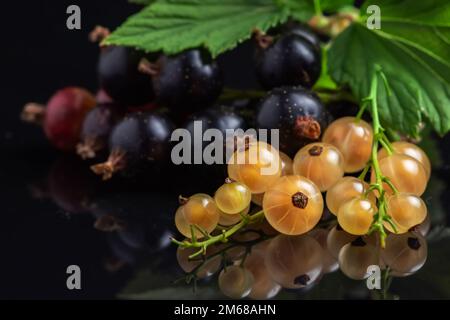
[322,117,373,173]
[243,250,281,300]
[337,197,376,235]
[175,194,220,239]
[218,206,249,226]
[214,180,252,215]
[153,49,223,112]
[288,25,321,50]
[381,232,427,276]
[263,175,323,235]
[293,142,344,192]
[218,266,254,299]
[91,112,175,179]
[372,154,428,196]
[98,46,154,106]
[184,106,247,157]
[256,86,329,156]
[326,177,376,216]
[177,245,221,279]
[326,224,358,259]
[265,234,323,289]
[339,238,379,280]
[378,141,431,180]
[77,105,123,160]
[40,87,96,151]
[384,193,427,234]
[255,33,321,89]
[228,141,282,194]
[279,151,293,176]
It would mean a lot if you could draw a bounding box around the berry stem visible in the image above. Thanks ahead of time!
[364,66,396,247]
[171,210,265,259]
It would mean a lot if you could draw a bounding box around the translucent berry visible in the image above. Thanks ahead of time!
[337,197,376,235]
[227,141,282,194]
[378,141,431,180]
[214,179,252,214]
[218,266,254,299]
[322,117,373,173]
[309,228,338,273]
[265,234,323,289]
[251,192,264,206]
[326,224,358,259]
[326,176,375,215]
[174,194,220,239]
[279,151,293,176]
[384,193,427,234]
[176,245,221,279]
[244,250,281,300]
[372,154,428,196]
[338,237,379,280]
[381,232,427,276]
[263,175,323,235]
[293,142,344,191]
[218,206,249,227]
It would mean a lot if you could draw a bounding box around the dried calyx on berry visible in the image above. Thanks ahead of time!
[256,86,330,156]
[90,112,175,180]
[77,105,124,160]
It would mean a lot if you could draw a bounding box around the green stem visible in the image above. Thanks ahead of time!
[171,210,265,259]
[313,0,323,16]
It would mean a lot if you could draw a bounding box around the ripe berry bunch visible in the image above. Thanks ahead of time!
[171,69,432,257]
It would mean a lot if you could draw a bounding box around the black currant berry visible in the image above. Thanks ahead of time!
[288,25,321,50]
[256,86,329,156]
[151,49,223,112]
[91,112,175,180]
[77,105,123,160]
[98,46,154,106]
[254,32,321,89]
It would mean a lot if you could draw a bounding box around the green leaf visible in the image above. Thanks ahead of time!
[105,0,291,58]
[328,20,450,136]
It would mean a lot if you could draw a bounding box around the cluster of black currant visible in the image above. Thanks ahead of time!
[21,24,343,180]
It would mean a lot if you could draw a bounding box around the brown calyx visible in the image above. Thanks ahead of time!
[21,103,46,126]
[291,192,308,209]
[294,116,321,140]
[294,274,310,286]
[308,145,323,156]
[253,29,274,49]
[104,257,126,273]
[178,195,189,205]
[224,177,235,184]
[94,214,126,232]
[138,58,160,77]
[351,237,367,247]
[90,149,127,180]
[76,136,104,160]
[89,25,111,43]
